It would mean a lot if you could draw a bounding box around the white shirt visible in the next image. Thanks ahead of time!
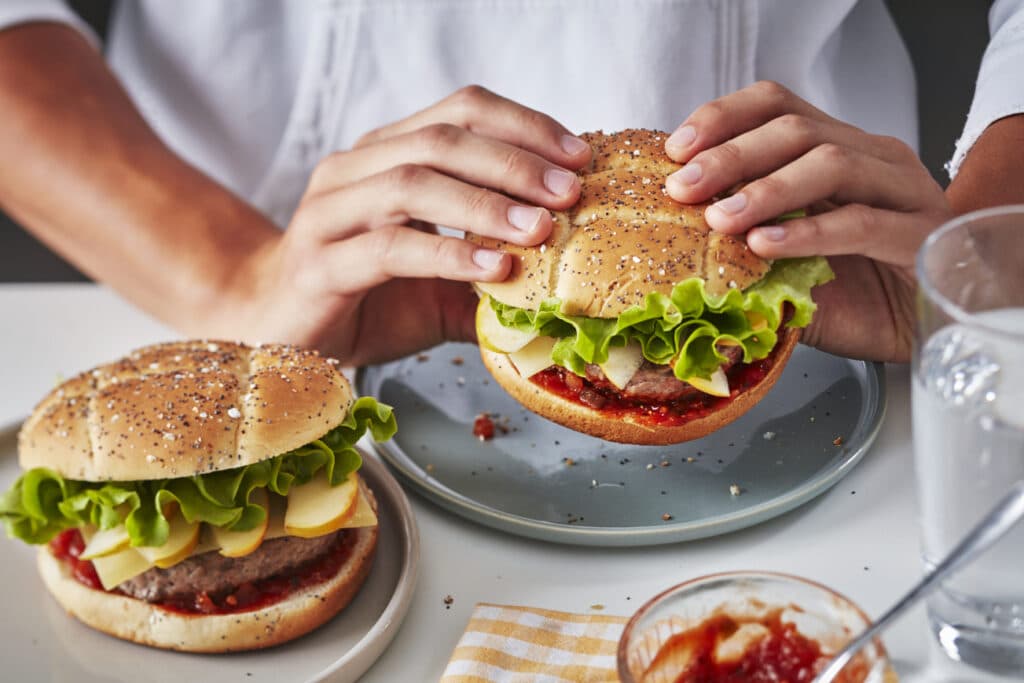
[0,1,1017,225]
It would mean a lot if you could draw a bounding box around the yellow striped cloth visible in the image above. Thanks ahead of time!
[441,603,628,683]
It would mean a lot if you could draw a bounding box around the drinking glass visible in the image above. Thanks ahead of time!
[913,205,1024,675]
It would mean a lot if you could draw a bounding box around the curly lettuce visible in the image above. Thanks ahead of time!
[491,257,834,381]
[0,396,396,547]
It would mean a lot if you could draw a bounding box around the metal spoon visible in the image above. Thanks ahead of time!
[813,480,1024,683]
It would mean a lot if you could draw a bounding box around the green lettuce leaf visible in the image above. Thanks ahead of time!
[491,257,834,381]
[0,396,396,547]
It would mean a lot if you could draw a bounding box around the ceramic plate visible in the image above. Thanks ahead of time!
[358,342,885,546]
[0,425,419,683]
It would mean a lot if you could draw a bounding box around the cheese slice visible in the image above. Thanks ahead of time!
[80,527,153,591]
[340,485,378,528]
[508,335,558,378]
[78,484,378,591]
[597,342,645,389]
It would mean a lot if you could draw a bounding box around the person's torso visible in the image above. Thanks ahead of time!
[106,0,916,226]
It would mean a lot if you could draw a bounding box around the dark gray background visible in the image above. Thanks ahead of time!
[0,1,995,283]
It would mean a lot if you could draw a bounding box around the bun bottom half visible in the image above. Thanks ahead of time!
[37,523,378,653]
[481,327,801,445]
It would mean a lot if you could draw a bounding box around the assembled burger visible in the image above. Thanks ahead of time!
[0,340,396,652]
[470,129,834,445]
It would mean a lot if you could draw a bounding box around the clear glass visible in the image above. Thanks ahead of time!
[617,571,894,682]
[913,205,1024,675]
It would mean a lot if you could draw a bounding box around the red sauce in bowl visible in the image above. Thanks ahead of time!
[651,610,868,683]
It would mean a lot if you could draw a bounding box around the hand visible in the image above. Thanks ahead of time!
[662,81,952,362]
[232,86,591,366]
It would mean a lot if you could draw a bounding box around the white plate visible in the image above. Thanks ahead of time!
[0,424,419,683]
[360,342,885,546]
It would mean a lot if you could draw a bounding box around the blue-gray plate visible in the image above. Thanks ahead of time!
[357,343,885,547]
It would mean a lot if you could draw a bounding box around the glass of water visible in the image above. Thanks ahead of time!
[913,205,1024,676]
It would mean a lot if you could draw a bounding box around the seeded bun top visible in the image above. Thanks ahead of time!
[18,340,353,481]
[470,129,769,317]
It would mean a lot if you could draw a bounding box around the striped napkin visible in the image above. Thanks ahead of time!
[441,603,628,682]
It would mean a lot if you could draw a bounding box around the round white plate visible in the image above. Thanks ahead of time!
[359,342,886,546]
[0,424,419,683]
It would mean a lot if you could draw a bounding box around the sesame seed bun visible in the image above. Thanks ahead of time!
[468,129,770,317]
[36,487,379,653]
[17,340,353,481]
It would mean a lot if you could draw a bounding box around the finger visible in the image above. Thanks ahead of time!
[666,114,908,204]
[665,80,832,162]
[308,123,581,208]
[702,144,934,234]
[353,85,591,168]
[300,164,554,246]
[311,226,512,294]
[742,204,930,266]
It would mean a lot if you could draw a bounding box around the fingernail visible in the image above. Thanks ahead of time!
[560,134,590,156]
[544,168,577,196]
[757,226,787,242]
[669,163,702,186]
[711,193,747,216]
[666,125,696,151]
[472,248,505,270]
[508,205,542,232]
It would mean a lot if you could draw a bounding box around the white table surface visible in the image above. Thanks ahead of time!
[0,283,1013,683]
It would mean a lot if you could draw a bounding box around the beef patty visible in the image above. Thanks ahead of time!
[584,343,744,403]
[118,530,344,603]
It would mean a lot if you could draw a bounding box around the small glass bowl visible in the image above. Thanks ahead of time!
[618,571,896,683]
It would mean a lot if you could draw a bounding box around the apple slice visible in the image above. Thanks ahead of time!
[211,488,270,558]
[80,524,130,560]
[284,472,359,539]
[476,295,538,353]
[684,367,730,397]
[137,511,200,568]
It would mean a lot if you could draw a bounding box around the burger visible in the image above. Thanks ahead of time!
[0,340,396,652]
[469,129,834,445]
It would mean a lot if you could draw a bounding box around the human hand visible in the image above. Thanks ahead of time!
[236,86,591,366]
[662,81,952,362]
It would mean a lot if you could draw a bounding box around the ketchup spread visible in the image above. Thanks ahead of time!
[48,528,356,616]
[650,610,867,683]
[531,356,773,427]
[50,529,103,590]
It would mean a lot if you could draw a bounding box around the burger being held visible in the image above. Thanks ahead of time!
[470,129,834,445]
[0,340,396,652]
